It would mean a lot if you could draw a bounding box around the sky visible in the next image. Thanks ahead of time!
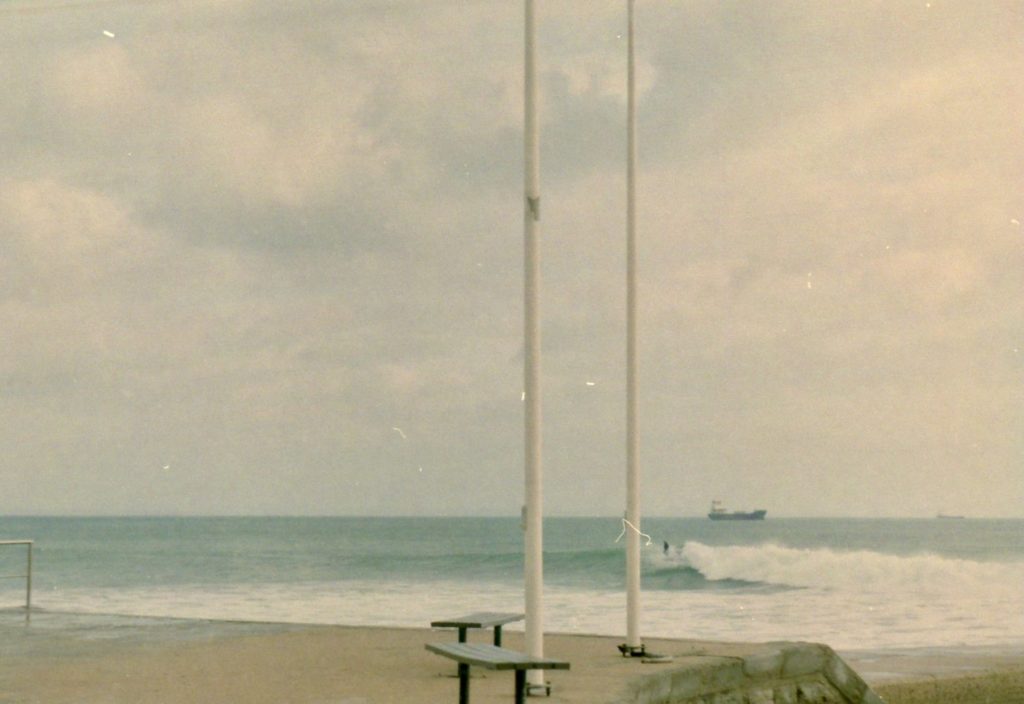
[1,0,1022,518]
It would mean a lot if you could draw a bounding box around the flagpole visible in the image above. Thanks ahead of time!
[624,0,643,656]
[523,0,546,691]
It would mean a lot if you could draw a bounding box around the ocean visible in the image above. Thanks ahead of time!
[1,516,1021,651]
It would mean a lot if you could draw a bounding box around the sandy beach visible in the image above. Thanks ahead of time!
[2,612,1023,703]
[846,648,1024,704]
[876,671,1024,704]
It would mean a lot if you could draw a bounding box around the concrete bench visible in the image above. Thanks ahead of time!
[426,642,569,704]
[430,611,524,646]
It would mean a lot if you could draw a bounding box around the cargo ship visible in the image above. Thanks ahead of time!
[708,500,766,521]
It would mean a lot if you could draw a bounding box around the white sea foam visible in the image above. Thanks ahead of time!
[644,541,1024,648]
[14,566,1024,651]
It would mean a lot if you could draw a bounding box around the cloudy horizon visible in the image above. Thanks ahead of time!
[2,0,1022,518]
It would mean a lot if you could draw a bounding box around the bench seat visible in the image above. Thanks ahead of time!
[426,642,569,704]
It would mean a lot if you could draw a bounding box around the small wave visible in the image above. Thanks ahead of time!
[658,541,1024,595]
[643,564,760,592]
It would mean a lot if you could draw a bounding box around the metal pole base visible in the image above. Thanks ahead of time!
[618,643,647,657]
[525,682,552,697]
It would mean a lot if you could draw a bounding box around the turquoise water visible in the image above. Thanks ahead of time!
[1,516,1022,649]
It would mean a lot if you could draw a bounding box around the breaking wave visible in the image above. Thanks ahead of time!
[655,541,1024,595]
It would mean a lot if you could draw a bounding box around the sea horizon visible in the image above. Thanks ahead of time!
[4,513,1023,520]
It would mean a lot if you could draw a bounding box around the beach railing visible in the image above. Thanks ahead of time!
[0,540,33,614]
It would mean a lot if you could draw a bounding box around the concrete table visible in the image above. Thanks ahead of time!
[430,612,524,647]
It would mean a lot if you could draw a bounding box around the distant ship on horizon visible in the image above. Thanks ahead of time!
[708,500,767,521]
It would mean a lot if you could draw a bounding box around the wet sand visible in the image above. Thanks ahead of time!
[2,612,1022,703]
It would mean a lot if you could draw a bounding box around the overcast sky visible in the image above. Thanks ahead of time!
[2,0,1021,517]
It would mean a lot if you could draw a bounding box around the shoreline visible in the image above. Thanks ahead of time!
[10,607,1024,664]
[3,611,1024,703]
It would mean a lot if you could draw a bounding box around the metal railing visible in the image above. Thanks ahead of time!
[0,540,33,615]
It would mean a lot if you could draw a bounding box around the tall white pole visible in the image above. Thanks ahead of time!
[523,0,545,689]
[624,0,642,654]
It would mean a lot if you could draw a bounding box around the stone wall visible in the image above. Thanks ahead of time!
[610,642,886,704]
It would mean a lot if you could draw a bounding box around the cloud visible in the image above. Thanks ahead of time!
[2,178,158,291]
[1,1,1021,516]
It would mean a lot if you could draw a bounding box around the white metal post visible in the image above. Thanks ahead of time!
[0,540,33,622]
[624,0,642,654]
[25,541,32,614]
[523,0,545,690]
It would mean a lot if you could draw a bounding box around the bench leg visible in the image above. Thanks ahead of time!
[493,625,502,647]
[515,669,525,704]
[459,663,470,704]
[458,627,468,643]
